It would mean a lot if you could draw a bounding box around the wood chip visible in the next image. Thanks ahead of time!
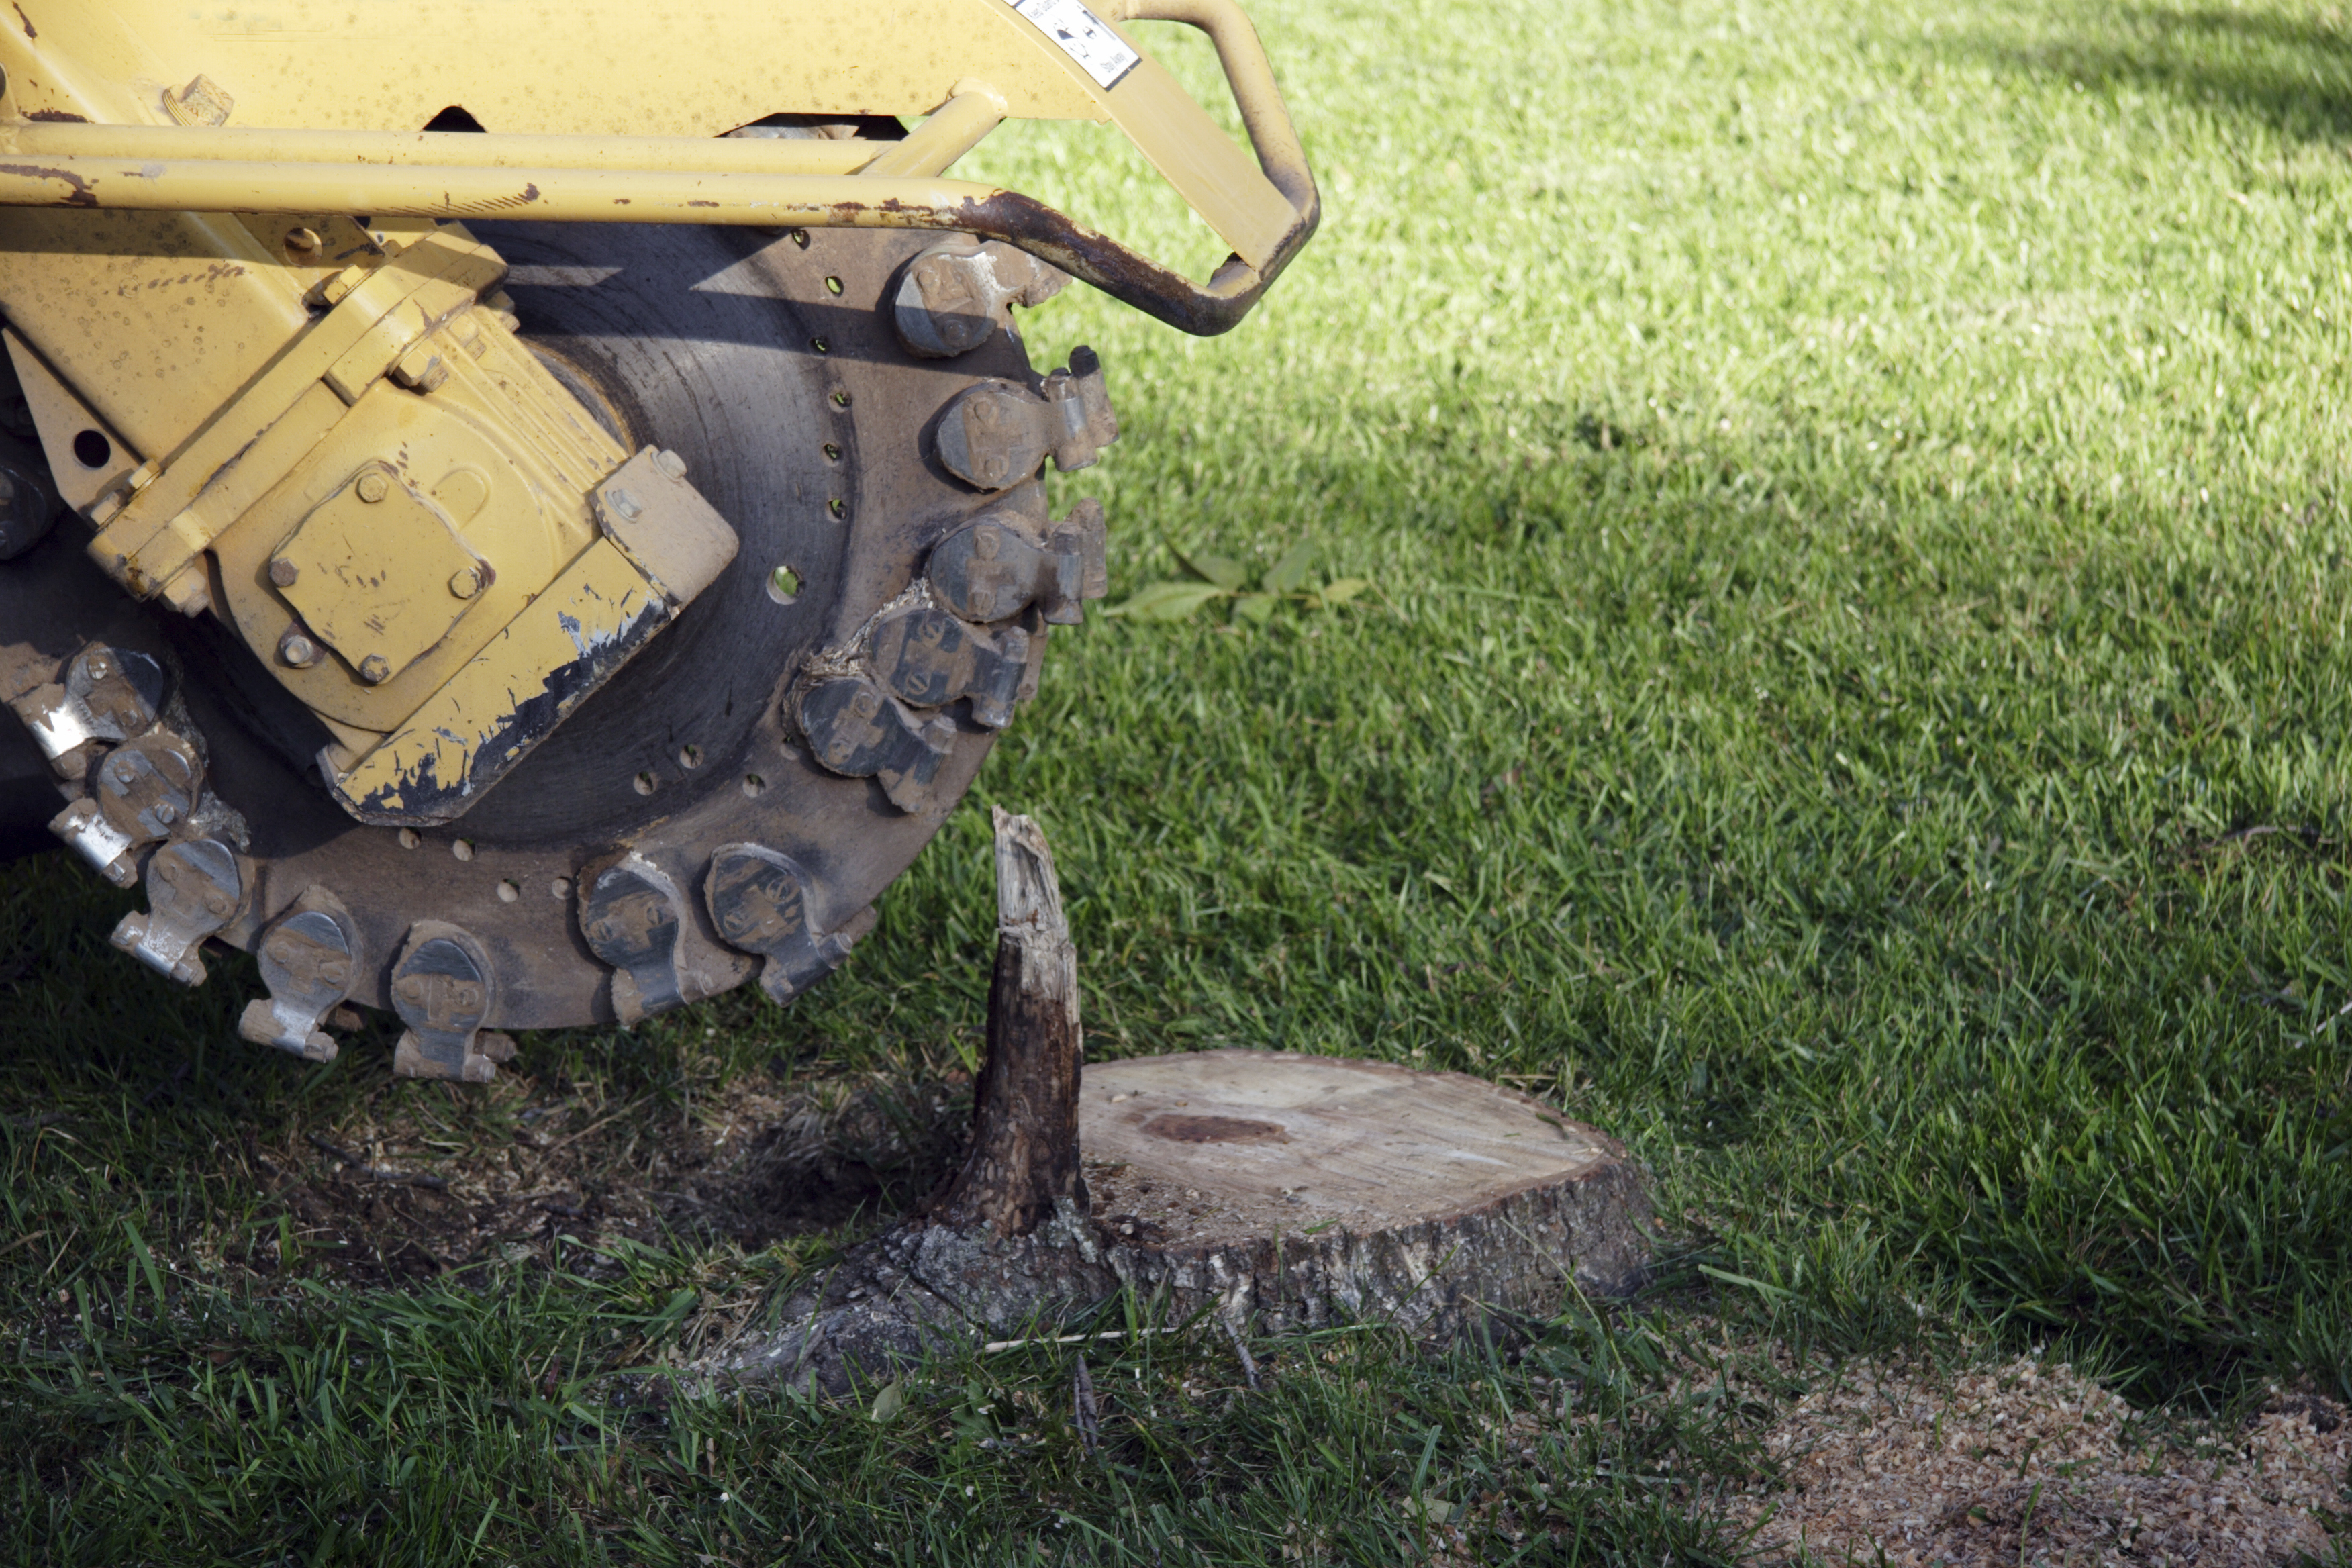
[1720,1355,2347,1565]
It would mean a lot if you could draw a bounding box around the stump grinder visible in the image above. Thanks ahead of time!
[0,0,1314,1076]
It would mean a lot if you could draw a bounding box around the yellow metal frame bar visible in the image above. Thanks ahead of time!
[0,0,1317,336]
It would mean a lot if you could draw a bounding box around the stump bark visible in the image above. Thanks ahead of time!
[717,811,1652,1393]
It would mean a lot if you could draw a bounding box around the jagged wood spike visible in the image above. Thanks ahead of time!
[930,806,1086,1236]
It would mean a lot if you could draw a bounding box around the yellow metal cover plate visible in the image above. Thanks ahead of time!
[277,462,485,683]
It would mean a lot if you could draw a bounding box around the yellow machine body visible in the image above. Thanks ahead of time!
[0,0,1315,1059]
[0,0,1313,824]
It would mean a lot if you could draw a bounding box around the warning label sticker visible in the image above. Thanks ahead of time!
[1008,0,1142,91]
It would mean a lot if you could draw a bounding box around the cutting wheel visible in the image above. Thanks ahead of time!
[0,222,1110,1048]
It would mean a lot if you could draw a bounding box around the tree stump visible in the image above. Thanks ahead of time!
[718,810,1652,1393]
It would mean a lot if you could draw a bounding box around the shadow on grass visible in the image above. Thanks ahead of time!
[1959,4,2352,147]
[0,847,971,1296]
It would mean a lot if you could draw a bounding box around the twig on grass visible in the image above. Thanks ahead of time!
[305,1132,448,1189]
[1224,1316,1261,1391]
[1073,1356,1101,1455]
[983,1327,1167,1354]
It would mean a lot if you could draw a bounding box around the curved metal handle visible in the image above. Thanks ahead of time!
[1108,0,1315,215]
[1032,0,1318,332]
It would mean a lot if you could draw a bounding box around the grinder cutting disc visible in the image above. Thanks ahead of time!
[0,221,1114,1063]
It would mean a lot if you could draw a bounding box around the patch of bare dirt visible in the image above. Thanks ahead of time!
[237,1059,973,1284]
[1720,1355,2349,1565]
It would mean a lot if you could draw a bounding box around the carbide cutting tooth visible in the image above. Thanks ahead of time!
[389,922,515,1082]
[48,725,203,884]
[703,843,872,1006]
[238,889,362,1062]
[578,852,689,1025]
[109,837,243,986]
[925,501,1106,627]
[869,607,1028,729]
[797,675,954,813]
[7,642,167,777]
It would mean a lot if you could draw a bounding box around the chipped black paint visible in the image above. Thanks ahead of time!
[332,593,671,827]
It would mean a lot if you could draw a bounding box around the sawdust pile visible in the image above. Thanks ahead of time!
[1723,1356,2348,1565]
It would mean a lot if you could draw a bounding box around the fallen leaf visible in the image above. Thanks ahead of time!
[1174,549,1251,591]
[1315,577,1370,608]
[1265,538,1318,594]
[1103,581,1232,622]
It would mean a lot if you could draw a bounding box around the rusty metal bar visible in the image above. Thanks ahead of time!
[2,120,882,175]
[0,155,1308,335]
[0,157,1005,222]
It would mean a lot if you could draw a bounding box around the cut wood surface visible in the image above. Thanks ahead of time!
[1080,1050,1622,1249]
[714,812,1652,1393]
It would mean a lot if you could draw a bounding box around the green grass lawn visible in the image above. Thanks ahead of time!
[9,0,2352,1559]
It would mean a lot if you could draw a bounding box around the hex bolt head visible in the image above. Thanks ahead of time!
[279,630,321,668]
[606,486,642,522]
[654,449,688,480]
[355,471,390,504]
[268,557,299,588]
[449,565,482,599]
[358,654,391,684]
